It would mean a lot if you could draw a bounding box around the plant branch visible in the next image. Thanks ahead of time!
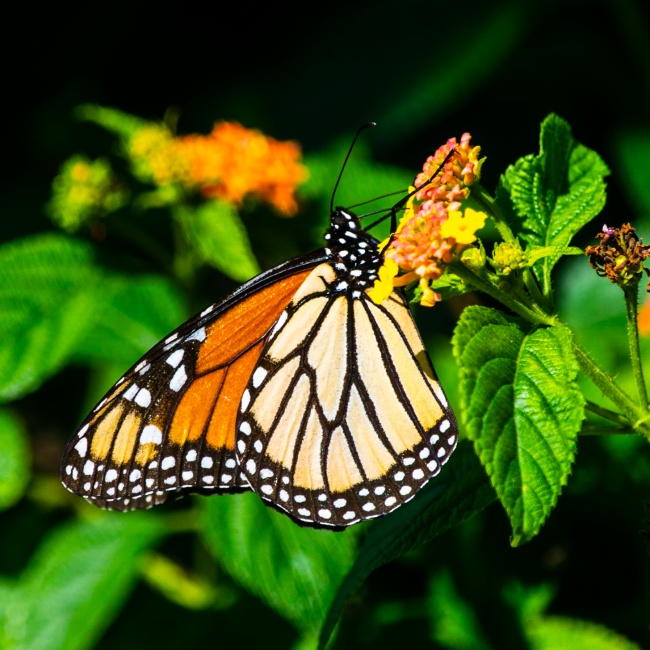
[623,284,648,409]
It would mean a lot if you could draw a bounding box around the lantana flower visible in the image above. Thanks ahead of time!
[368,133,486,307]
[128,121,307,216]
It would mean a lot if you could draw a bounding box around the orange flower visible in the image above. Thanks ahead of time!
[128,121,307,216]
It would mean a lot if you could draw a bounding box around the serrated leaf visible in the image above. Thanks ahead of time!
[525,616,642,650]
[176,202,261,282]
[453,306,584,545]
[72,274,187,367]
[318,442,495,648]
[525,245,583,266]
[0,408,30,510]
[0,234,101,401]
[500,114,609,294]
[199,493,357,636]
[1,514,164,650]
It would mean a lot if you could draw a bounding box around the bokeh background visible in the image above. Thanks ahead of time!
[3,0,650,648]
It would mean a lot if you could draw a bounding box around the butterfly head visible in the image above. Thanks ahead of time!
[324,208,383,296]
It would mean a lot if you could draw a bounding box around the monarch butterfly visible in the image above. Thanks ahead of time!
[61,136,459,528]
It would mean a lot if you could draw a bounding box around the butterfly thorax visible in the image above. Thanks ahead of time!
[324,208,382,296]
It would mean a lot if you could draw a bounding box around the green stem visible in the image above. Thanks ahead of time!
[572,340,650,439]
[471,184,516,244]
[623,284,648,409]
[449,259,555,327]
[584,400,630,429]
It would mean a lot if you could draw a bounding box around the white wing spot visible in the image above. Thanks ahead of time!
[146,478,154,487]
[200,305,215,317]
[240,389,251,412]
[83,482,91,491]
[107,487,115,496]
[394,471,405,481]
[254,440,263,453]
[74,438,88,458]
[201,456,214,469]
[294,494,306,503]
[77,424,89,437]
[440,419,451,433]
[186,327,206,343]
[430,434,440,445]
[239,421,251,435]
[137,363,151,375]
[237,440,246,453]
[149,461,159,469]
[124,384,139,401]
[343,511,356,520]
[403,457,415,466]
[297,508,311,517]
[427,460,438,472]
[221,474,232,483]
[132,484,142,494]
[72,468,79,480]
[400,485,412,496]
[318,494,327,502]
[246,459,256,474]
[170,366,187,392]
[260,468,273,479]
[165,333,179,344]
[118,482,125,491]
[279,490,289,502]
[261,484,273,495]
[140,425,162,445]
[333,498,346,508]
[358,488,369,497]
[437,448,446,458]
[385,496,397,507]
[413,469,425,480]
[318,509,332,519]
[129,469,141,482]
[362,503,376,512]
[252,367,267,388]
[161,456,176,470]
[419,448,430,459]
[164,476,177,485]
[202,475,214,484]
[135,388,151,408]
[182,471,193,481]
[65,465,72,475]
[186,449,197,462]
[448,435,456,445]
[225,459,236,469]
[374,486,386,495]
[83,460,95,475]
[166,349,185,368]
[106,469,118,482]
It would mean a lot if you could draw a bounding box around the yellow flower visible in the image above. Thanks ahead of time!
[367,256,399,304]
[440,208,487,245]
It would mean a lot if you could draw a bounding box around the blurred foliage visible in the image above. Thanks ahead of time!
[2,0,650,648]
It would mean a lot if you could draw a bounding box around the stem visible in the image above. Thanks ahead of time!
[584,400,630,428]
[572,340,650,439]
[449,259,555,327]
[623,284,648,408]
[471,184,516,244]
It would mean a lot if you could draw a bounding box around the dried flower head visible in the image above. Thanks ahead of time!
[585,223,650,289]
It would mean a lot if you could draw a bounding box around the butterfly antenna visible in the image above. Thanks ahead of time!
[379,148,459,255]
[330,122,377,214]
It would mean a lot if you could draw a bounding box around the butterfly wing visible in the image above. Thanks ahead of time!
[236,262,458,528]
[61,251,326,510]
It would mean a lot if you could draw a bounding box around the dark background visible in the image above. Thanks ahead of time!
[3,0,650,648]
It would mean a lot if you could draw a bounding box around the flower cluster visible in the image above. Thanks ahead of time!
[128,121,306,216]
[585,223,650,290]
[47,156,128,232]
[368,134,486,307]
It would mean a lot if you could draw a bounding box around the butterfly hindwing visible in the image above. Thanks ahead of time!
[236,259,458,528]
[61,252,325,510]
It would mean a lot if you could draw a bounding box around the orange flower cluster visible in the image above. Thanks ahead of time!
[129,122,307,216]
[372,134,485,306]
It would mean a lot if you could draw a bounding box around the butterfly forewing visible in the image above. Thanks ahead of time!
[236,211,458,528]
[61,254,324,510]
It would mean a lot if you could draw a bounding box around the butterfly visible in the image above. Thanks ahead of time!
[61,145,459,528]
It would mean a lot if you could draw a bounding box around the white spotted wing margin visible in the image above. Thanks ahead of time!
[236,262,458,529]
[60,250,327,512]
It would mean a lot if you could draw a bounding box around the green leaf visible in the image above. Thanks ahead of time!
[453,306,584,545]
[525,616,642,650]
[72,274,188,367]
[0,234,101,401]
[525,245,583,266]
[75,103,148,140]
[0,408,30,510]
[1,514,164,650]
[499,114,609,294]
[318,442,495,649]
[175,202,261,282]
[428,571,491,650]
[199,492,357,637]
